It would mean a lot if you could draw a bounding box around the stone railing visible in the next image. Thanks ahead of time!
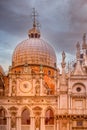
[58,109,87,115]
[71,93,86,97]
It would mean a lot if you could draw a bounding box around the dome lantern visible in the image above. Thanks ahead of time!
[28,8,41,38]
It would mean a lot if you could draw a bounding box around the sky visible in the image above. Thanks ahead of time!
[0,0,87,72]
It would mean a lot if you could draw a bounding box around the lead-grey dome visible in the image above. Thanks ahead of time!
[12,38,57,68]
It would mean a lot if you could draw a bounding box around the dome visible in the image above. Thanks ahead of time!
[12,9,57,69]
[12,38,57,68]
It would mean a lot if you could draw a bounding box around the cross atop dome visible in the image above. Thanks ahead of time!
[32,8,38,28]
[28,8,41,38]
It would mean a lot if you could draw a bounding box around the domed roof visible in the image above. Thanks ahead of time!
[12,9,57,69]
[12,38,57,68]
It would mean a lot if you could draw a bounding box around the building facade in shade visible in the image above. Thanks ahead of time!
[0,11,87,130]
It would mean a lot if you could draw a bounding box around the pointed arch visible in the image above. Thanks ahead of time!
[44,106,55,115]
[0,106,7,125]
[45,107,54,125]
[21,107,30,125]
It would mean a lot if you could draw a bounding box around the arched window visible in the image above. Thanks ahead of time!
[21,109,30,125]
[35,33,37,38]
[45,109,54,125]
[0,108,7,125]
[31,33,34,38]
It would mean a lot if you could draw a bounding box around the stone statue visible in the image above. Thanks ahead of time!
[62,51,66,63]
[76,42,80,59]
[11,115,16,128]
[61,51,66,69]
[12,85,16,96]
[35,116,40,128]
[35,85,40,95]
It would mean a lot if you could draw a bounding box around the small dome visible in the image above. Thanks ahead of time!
[12,38,57,68]
[28,27,40,38]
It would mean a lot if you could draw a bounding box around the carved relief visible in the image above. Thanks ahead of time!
[12,80,16,96]
[33,107,42,130]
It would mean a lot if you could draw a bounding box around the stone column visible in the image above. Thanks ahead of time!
[56,120,60,130]
[30,117,35,130]
[40,77,43,95]
[41,117,45,130]
[67,121,69,130]
[16,117,21,130]
[7,117,11,130]
[69,120,72,130]
[9,76,12,96]
[33,79,36,95]
[68,94,71,114]
[69,95,71,109]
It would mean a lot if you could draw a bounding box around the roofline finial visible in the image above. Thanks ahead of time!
[83,33,86,43]
[82,33,87,50]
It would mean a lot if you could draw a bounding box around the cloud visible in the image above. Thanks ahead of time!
[68,0,87,31]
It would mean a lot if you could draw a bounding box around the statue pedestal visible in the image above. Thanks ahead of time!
[36,128,39,130]
[11,128,16,130]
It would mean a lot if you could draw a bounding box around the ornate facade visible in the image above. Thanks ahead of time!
[0,10,87,130]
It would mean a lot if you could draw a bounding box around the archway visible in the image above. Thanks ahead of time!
[0,107,7,130]
[21,108,30,130]
[45,109,54,130]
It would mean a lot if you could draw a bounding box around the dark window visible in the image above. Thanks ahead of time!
[48,70,51,75]
[35,33,37,38]
[21,109,30,125]
[0,109,7,125]
[45,109,54,125]
[77,121,83,126]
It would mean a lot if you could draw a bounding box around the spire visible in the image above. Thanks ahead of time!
[61,51,66,68]
[82,33,87,50]
[28,8,41,38]
[61,51,66,85]
[73,42,84,75]
[76,42,80,59]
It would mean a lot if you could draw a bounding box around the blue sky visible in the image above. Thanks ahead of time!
[0,0,87,72]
